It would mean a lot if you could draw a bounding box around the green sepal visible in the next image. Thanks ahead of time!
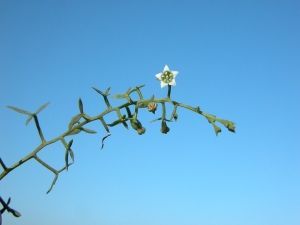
[212,123,222,136]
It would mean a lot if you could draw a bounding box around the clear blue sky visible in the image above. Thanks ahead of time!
[1,1,299,224]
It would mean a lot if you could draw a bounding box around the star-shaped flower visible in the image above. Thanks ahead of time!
[155,65,178,88]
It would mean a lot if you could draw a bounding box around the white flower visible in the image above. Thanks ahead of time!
[155,65,178,88]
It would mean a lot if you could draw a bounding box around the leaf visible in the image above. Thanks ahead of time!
[78,98,84,113]
[122,121,129,130]
[136,101,149,108]
[46,174,58,194]
[137,84,145,89]
[65,148,69,171]
[69,149,75,162]
[150,95,155,100]
[105,87,111,95]
[67,139,73,149]
[111,94,126,99]
[7,197,11,205]
[7,106,31,115]
[101,132,111,149]
[67,129,82,136]
[126,87,131,94]
[82,114,91,120]
[68,114,82,130]
[92,87,105,96]
[150,118,162,123]
[82,127,97,134]
[35,102,50,114]
[25,115,33,125]
[10,208,21,217]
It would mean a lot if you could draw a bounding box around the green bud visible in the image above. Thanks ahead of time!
[227,122,236,132]
[137,127,146,135]
[130,119,142,130]
[147,102,157,114]
[130,119,146,134]
[160,121,170,134]
[172,112,178,121]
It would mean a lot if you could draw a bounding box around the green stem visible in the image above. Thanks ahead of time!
[167,85,171,99]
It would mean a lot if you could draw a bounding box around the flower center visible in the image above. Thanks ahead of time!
[161,71,174,84]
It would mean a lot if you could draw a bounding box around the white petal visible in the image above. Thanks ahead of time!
[160,82,168,88]
[155,73,162,80]
[163,65,170,72]
[171,71,178,78]
[169,79,176,86]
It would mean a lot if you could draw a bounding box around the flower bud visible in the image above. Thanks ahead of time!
[137,127,146,135]
[172,112,178,121]
[227,123,235,133]
[130,119,146,135]
[160,121,170,134]
[147,102,157,114]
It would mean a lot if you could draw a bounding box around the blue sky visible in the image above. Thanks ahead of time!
[0,1,299,224]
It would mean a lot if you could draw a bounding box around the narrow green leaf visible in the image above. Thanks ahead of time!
[7,106,31,115]
[92,87,105,96]
[25,115,33,125]
[111,94,126,99]
[35,102,50,114]
[150,118,162,123]
[150,95,155,100]
[105,87,111,95]
[10,209,22,217]
[69,149,75,162]
[67,139,73,149]
[46,174,58,194]
[137,84,145,89]
[82,113,91,120]
[7,197,11,205]
[99,117,110,133]
[82,127,97,134]
[126,87,131,94]
[68,114,82,130]
[65,148,69,171]
[122,121,129,130]
[78,98,84,113]
[136,100,149,108]
[67,129,82,136]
